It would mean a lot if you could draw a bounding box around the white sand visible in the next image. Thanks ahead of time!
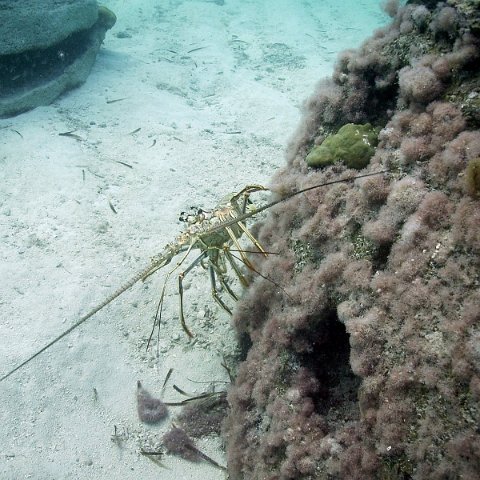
[0,1,387,478]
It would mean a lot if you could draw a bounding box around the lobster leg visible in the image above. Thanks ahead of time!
[177,251,208,337]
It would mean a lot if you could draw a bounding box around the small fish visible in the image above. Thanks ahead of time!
[106,97,128,104]
[128,127,141,135]
[108,199,118,214]
[58,130,84,141]
[187,46,207,54]
[114,160,133,169]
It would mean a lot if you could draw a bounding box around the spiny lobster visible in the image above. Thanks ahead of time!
[0,170,387,382]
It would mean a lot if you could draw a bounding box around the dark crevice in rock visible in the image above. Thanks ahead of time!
[0,3,116,117]
[0,29,91,96]
[372,241,393,272]
[299,310,361,427]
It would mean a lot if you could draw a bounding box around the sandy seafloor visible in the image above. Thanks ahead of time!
[0,1,388,478]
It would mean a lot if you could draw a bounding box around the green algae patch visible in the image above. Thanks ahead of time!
[306,123,379,169]
[465,156,480,198]
[98,5,117,30]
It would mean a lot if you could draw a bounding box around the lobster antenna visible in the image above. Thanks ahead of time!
[200,169,388,239]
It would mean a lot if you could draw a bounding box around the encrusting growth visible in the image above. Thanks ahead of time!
[162,425,226,471]
[136,381,168,424]
[223,1,480,479]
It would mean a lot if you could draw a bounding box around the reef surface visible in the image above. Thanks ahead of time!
[224,1,480,478]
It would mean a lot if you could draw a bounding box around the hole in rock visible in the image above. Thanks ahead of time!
[0,28,91,96]
[372,241,393,272]
[299,310,361,427]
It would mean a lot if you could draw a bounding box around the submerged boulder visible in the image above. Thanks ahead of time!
[0,0,116,117]
[224,1,480,479]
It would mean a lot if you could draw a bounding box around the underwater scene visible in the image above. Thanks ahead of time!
[1,0,479,479]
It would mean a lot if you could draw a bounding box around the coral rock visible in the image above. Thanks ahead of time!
[224,1,480,479]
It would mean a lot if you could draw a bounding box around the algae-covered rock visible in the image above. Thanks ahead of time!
[306,123,379,169]
[0,0,98,55]
[0,0,116,118]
